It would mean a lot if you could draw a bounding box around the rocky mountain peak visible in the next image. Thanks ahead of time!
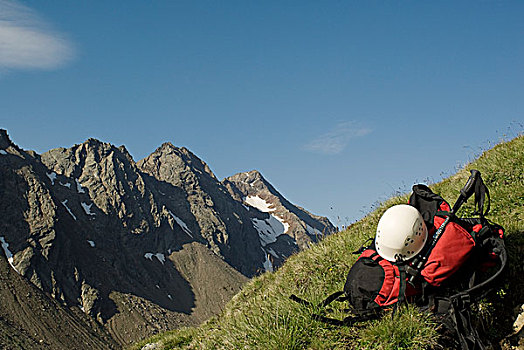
[83,138,135,164]
[227,169,279,195]
[223,170,337,251]
[158,141,176,152]
[140,142,217,183]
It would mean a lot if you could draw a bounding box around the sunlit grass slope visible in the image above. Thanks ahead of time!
[133,135,523,350]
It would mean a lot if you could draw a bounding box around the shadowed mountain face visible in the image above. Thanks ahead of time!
[0,129,335,346]
[0,252,118,350]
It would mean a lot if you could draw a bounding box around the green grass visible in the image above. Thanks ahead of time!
[132,135,524,350]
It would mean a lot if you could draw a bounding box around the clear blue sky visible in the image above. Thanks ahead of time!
[1,1,522,227]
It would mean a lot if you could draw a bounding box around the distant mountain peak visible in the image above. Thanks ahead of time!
[158,141,177,151]
[223,170,337,252]
[85,137,103,145]
[142,142,218,181]
[226,170,279,197]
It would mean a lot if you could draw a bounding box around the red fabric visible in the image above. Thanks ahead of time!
[472,224,483,233]
[421,219,475,287]
[374,257,401,306]
[440,201,451,212]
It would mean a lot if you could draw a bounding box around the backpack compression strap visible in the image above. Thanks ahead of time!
[289,292,382,326]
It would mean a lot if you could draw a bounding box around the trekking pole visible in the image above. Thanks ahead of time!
[407,170,481,283]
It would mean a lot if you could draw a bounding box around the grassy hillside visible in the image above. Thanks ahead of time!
[133,135,523,350]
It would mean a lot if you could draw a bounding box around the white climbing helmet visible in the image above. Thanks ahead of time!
[375,204,428,262]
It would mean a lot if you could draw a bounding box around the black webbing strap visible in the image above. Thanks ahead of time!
[290,294,314,307]
[290,292,380,327]
[389,264,408,319]
[406,211,453,283]
[398,265,407,304]
[290,291,347,309]
[289,291,348,307]
[320,291,348,307]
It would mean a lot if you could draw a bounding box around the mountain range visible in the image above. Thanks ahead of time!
[0,129,336,348]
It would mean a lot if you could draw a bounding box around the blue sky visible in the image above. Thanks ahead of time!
[1,1,522,227]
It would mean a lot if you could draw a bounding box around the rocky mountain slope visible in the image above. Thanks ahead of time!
[0,129,335,347]
[0,253,117,350]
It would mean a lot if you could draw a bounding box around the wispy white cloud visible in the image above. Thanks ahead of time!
[304,121,371,155]
[0,0,75,71]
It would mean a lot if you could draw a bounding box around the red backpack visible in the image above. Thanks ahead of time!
[291,170,507,350]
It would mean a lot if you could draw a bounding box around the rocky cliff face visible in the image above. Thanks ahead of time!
[0,129,336,347]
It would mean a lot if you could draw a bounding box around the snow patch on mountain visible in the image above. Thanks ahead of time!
[169,210,193,238]
[75,179,85,194]
[60,181,71,188]
[0,236,18,272]
[144,252,166,264]
[155,253,166,264]
[245,195,289,235]
[0,150,7,155]
[87,240,95,247]
[81,202,96,216]
[245,195,274,212]
[261,248,273,273]
[61,200,77,220]
[306,224,322,238]
[251,216,286,246]
[47,172,57,185]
